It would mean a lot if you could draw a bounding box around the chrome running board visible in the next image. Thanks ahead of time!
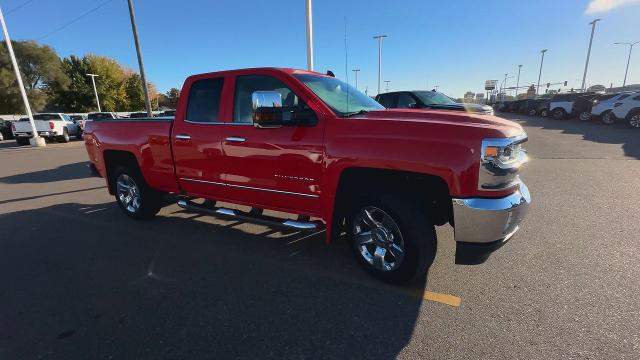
[177,199,323,232]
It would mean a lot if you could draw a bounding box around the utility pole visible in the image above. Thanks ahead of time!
[581,19,601,92]
[305,0,314,71]
[515,65,522,97]
[536,49,547,96]
[373,35,387,95]
[614,41,639,88]
[0,6,44,147]
[352,69,360,89]
[86,74,101,112]
[502,73,508,100]
[127,0,152,117]
[384,80,390,92]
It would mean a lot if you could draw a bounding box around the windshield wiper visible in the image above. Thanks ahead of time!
[342,110,369,118]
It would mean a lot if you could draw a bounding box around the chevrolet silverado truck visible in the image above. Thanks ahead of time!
[84,68,531,284]
[13,113,81,145]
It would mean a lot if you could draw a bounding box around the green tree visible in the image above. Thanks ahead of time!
[84,54,128,112]
[0,41,69,113]
[124,73,145,111]
[165,88,180,108]
[53,55,95,112]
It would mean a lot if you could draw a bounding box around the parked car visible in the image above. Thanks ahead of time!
[608,92,640,128]
[0,118,14,141]
[592,92,639,124]
[161,110,176,117]
[536,99,551,117]
[548,92,595,120]
[12,113,81,145]
[518,99,548,116]
[128,112,149,119]
[375,90,494,115]
[573,93,618,121]
[84,67,531,284]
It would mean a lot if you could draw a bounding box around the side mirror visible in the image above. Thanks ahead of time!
[252,91,317,128]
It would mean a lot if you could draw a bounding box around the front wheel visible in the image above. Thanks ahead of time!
[112,166,162,219]
[347,194,436,284]
[578,111,591,122]
[528,109,537,116]
[628,112,640,128]
[601,110,615,125]
[540,109,549,117]
[552,108,566,120]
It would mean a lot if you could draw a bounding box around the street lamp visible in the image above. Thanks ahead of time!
[352,69,360,89]
[536,49,547,96]
[373,35,388,95]
[581,19,601,92]
[0,6,44,147]
[305,0,314,71]
[515,65,523,97]
[614,41,640,88]
[85,74,101,112]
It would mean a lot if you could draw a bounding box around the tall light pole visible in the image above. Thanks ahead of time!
[352,69,360,89]
[373,35,387,95]
[515,65,523,97]
[0,6,44,147]
[614,41,639,88]
[305,0,314,71]
[536,49,547,96]
[384,80,390,92]
[127,0,152,117]
[581,19,601,92]
[502,73,508,100]
[85,74,101,112]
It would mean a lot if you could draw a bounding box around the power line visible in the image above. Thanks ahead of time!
[6,0,37,14]
[37,0,115,41]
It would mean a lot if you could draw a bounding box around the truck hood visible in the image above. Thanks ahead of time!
[358,109,524,137]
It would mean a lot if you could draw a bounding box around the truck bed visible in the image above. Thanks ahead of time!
[84,118,179,193]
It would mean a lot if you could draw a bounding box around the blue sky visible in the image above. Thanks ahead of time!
[2,0,640,97]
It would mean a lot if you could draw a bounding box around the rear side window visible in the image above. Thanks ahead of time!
[397,93,416,108]
[186,78,225,123]
[377,93,397,108]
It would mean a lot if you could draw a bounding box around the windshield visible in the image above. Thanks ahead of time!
[293,74,383,116]
[414,91,458,106]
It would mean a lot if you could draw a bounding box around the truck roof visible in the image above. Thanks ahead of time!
[186,67,330,80]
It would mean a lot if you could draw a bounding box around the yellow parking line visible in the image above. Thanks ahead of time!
[401,288,462,307]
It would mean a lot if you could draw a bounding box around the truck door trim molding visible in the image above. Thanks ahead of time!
[180,177,319,198]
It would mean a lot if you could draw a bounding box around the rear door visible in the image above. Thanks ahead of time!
[171,75,231,199]
[218,73,325,215]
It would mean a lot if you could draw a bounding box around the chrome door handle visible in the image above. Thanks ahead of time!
[175,134,191,140]
[225,137,246,143]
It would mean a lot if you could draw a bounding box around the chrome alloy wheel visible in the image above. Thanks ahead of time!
[579,111,591,121]
[352,206,405,272]
[116,174,141,213]
[629,114,640,128]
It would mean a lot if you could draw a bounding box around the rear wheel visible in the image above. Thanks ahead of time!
[112,166,162,219]
[601,110,615,125]
[540,109,549,117]
[578,111,591,122]
[628,112,640,128]
[552,108,566,120]
[346,192,436,284]
[0,132,4,141]
[528,109,537,116]
[57,128,70,143]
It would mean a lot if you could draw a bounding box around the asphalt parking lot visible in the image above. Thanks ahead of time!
[1,115,639,359]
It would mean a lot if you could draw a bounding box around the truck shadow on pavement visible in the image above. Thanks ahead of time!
[501,113,640,160]
[0,161,91,184]
[0,202,432,359]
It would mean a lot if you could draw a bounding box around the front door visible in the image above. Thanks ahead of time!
[219,74,325,215]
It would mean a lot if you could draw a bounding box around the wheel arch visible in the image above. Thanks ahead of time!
[103,150,140,195]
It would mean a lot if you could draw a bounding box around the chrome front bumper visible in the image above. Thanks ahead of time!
[452,182,531,263]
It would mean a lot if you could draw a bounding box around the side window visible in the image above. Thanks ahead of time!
[234,75,300,123]
[397,93,416,108]
[186,78,224,123]
[377,93,397,108]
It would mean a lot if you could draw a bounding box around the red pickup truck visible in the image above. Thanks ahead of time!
[84,67,530,284]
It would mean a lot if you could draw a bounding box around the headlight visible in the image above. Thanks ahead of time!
[479,134,528,190]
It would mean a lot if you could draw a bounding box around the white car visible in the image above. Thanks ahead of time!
[548,93,583,120]
[610,92,640,128]
[13,113,81,145]
[592,92,639,125]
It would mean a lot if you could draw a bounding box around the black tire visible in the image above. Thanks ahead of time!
[627,112,640,129]
[578,111,591,122]
[552,108,566,120]
[111,166,162,219]
[76,128,83,140]
[57,128,70,143]
[601,110,615,125]
[540,109,549,117]
[346,192,436,285]
[0,132,4,141]
[16,137,29,146]
[528,109,537,116]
